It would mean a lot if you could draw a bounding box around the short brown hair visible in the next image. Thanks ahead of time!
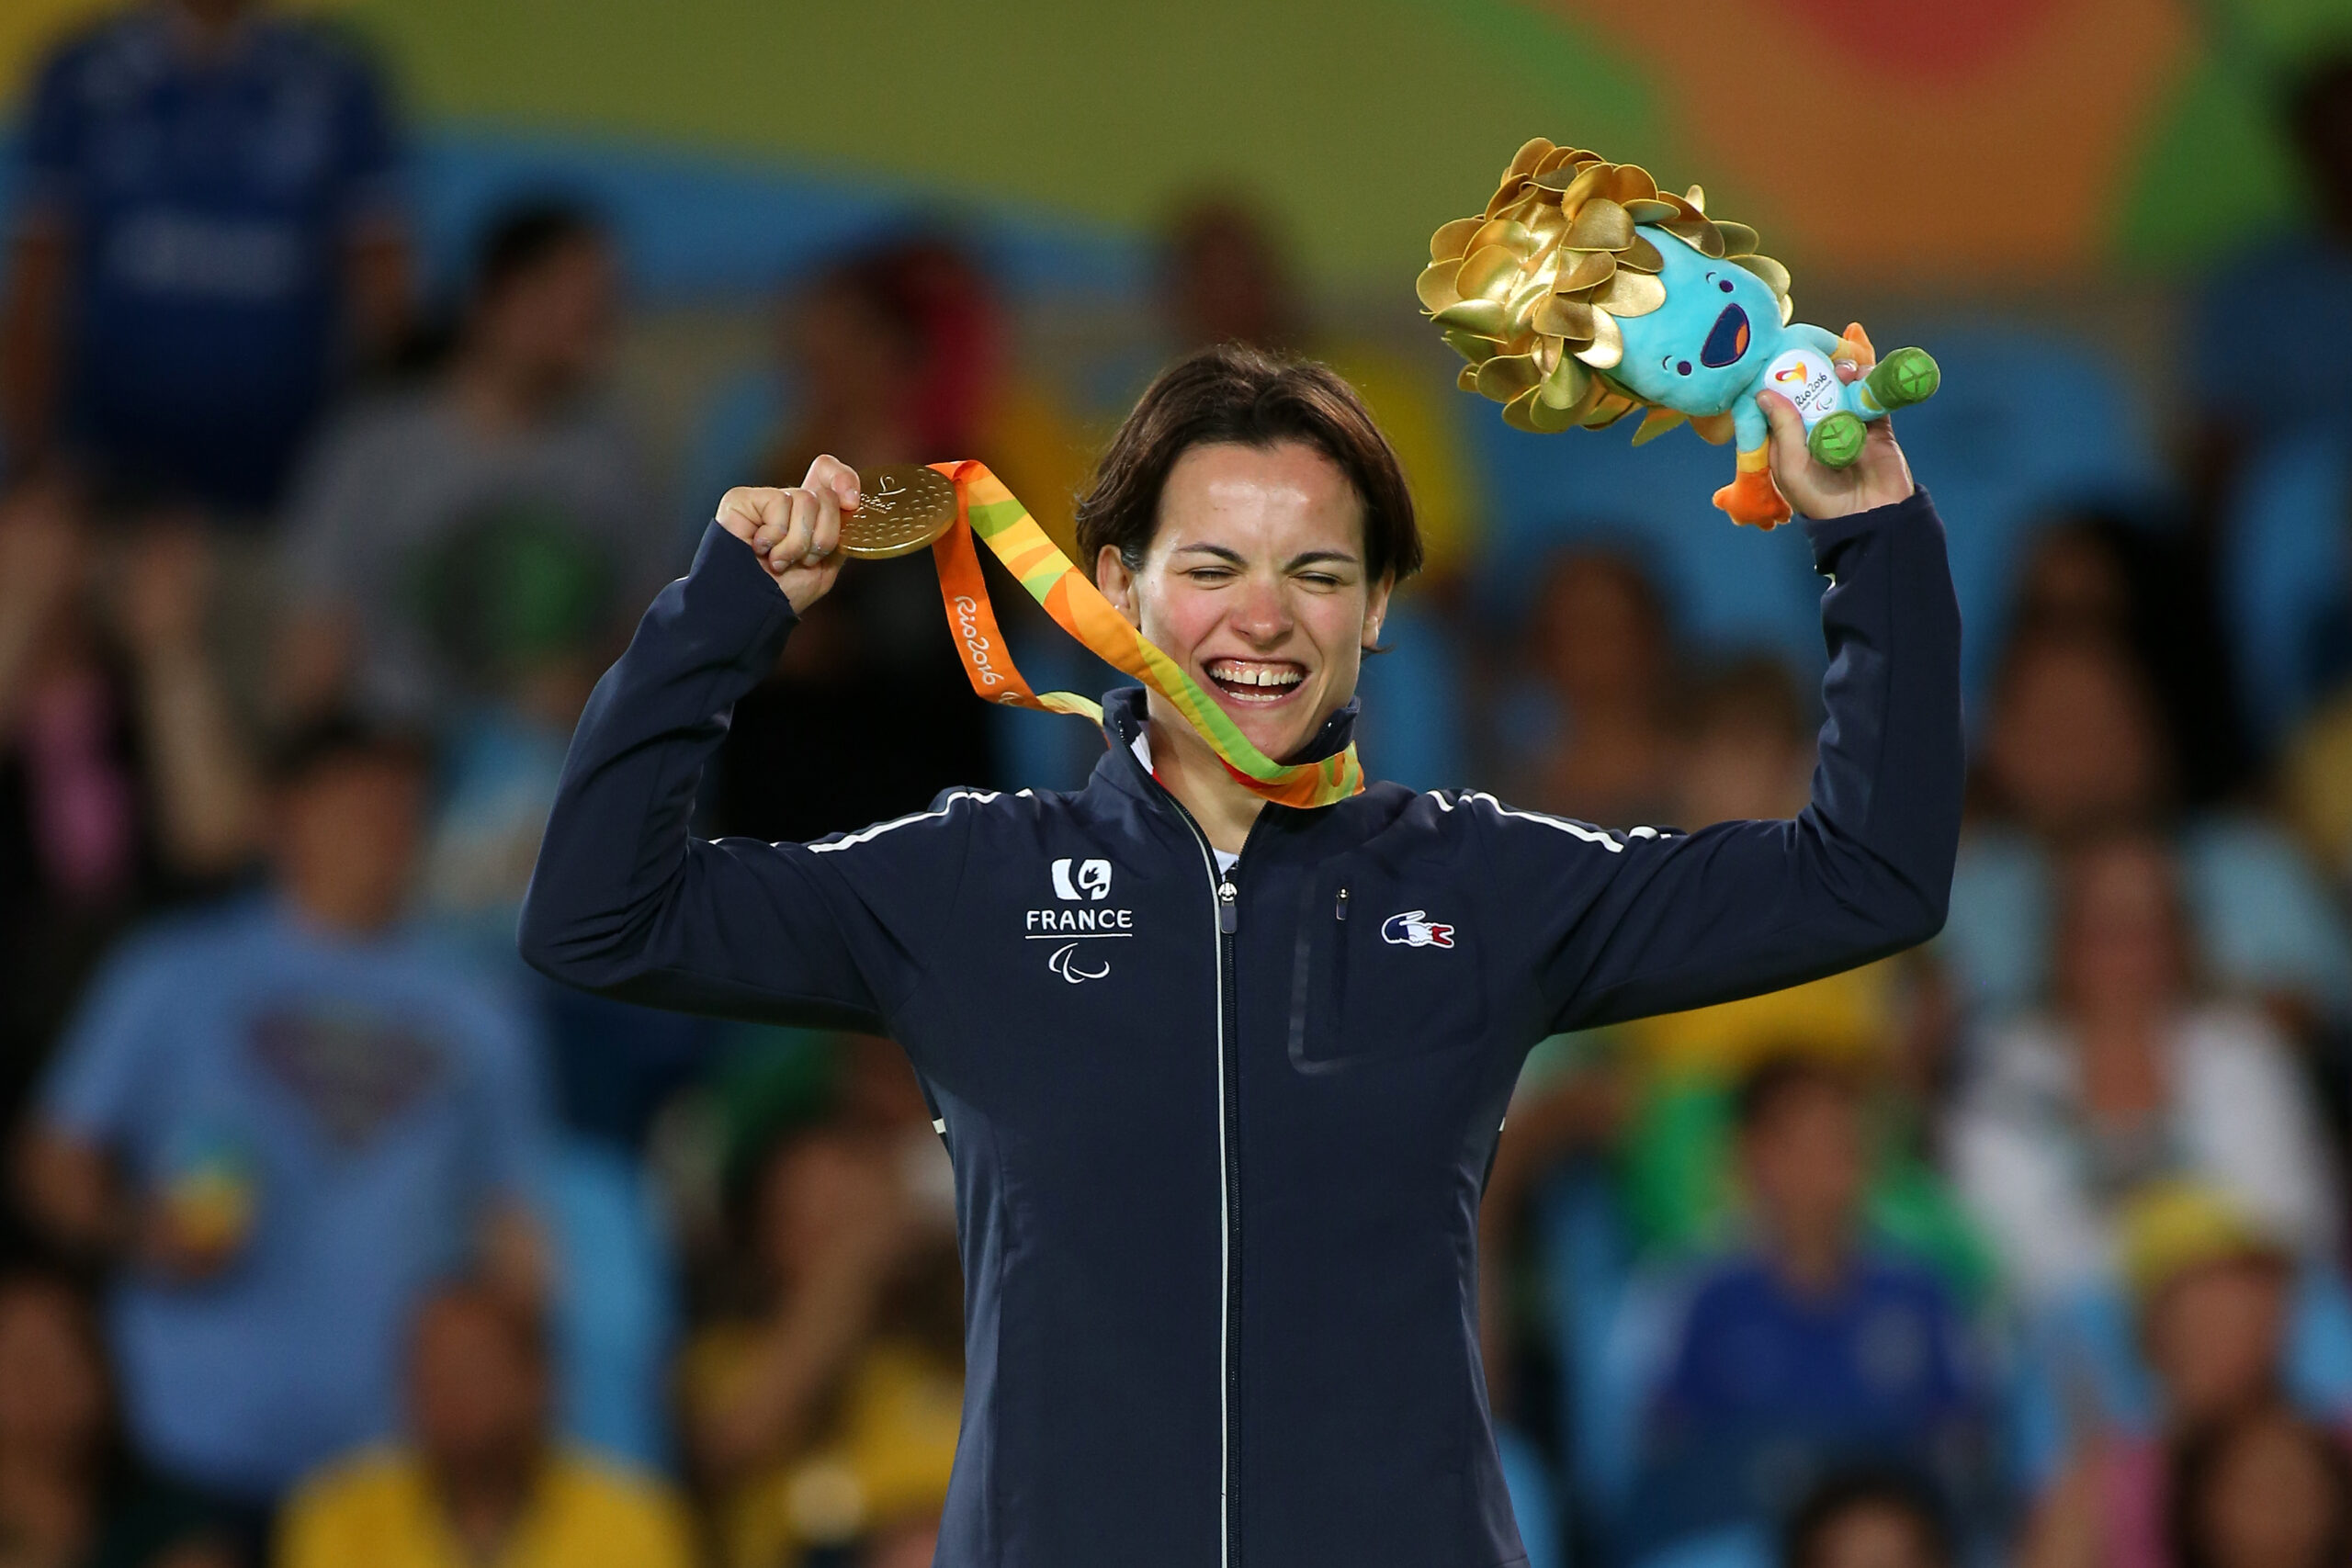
[1075,344,1423,586]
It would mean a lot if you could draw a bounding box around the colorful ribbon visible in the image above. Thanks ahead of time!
[923,459,1365,809]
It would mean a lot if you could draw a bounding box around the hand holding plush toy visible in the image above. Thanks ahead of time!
[1418,138,1939,528]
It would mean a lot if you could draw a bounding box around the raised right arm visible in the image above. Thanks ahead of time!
[517,479,971,1032]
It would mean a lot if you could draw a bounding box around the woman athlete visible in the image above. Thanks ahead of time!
[520,344,1960,1568]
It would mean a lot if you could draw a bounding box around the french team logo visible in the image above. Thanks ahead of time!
[1052,857,1113,901]
[1381,910,1456,949]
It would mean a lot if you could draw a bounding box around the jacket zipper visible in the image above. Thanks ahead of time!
[1166,794,1260,1568]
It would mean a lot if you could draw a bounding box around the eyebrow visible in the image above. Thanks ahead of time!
[1170,544,1363,570]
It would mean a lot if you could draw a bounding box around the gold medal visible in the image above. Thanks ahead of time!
[840,464,958,558]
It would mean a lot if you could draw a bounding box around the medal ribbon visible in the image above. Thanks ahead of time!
[921,459,1364,809]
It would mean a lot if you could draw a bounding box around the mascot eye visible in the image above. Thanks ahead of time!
[1677,360,1692,376]
[1718,278,1735,293]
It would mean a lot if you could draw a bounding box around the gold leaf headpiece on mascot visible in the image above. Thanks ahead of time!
[1415,137,1792,446]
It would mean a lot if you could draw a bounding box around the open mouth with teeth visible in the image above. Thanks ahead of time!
[1204,658,1308,706]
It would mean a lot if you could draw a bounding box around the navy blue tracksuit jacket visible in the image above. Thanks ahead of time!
[518,491,1963,1568]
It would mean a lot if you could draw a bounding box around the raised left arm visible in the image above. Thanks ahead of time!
[1534,488,1962,1029]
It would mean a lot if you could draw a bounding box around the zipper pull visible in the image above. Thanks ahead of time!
[1217,879,1238,934]
[1335,886,1350,921]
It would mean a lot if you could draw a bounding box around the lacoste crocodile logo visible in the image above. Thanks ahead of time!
[1381,910,1456,949]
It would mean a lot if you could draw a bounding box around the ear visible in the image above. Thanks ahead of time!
[1362,573,1396,650]
[1096,545,1142,628]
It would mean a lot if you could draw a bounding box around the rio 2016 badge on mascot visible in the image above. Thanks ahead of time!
[1417,138,1941,529]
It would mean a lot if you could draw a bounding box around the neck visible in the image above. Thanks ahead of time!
[167,1,249,55]
[2076,1009,2170,1119]
[1144,699,1267,858]
[431,1447,539,1564]
[1766,1218,1851,1298]
[284,884,399,938]
[453,354,561,434]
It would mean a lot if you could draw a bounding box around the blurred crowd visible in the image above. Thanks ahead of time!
[7,5,2352,1568]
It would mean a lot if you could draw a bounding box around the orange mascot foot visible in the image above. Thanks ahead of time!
[1713,467,1792,529]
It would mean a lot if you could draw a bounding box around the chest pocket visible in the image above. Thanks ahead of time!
[1286,864,1488,1071]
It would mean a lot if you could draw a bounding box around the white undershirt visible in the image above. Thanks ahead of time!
[1131,729,1240,874]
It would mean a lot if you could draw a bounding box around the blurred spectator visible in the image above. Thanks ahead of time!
[1781,1467,1953,1568]
[13,716,550,1511]
[1503,547,1680,828]
[277,1282,690,1568]
[1626,1058,1984,1556]
[2279,491,2352,889]
[2283,707,2352,896]
[702,240,1015,840]
[2165,1404,2352,1568]
[0,475,256,1127]
[2021,1185,2329,1568]
[1668,655,1813,835]
[334,322,706,1469]
[2188,55,2352,511]
[0,1260,234,1568]
[0,0,407,516]
[688,231,1091,554]
[1951,832,2341,1306]
[1941,624,2352,1030]
[681,1116,961,1568]
[2007,511,2250,809]
[277,201,657,728]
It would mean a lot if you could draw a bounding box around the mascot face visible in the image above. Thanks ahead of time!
[1609,227,1782,416]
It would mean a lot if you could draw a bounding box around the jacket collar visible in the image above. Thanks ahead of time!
[1091,686,1361,805]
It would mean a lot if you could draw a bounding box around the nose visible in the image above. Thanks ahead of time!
[1228,574,1294,646]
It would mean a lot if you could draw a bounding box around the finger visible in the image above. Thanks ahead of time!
[1757,389,1808,467]
[717,486,787,547]
[1835,356,1861,383]
[804,480,842,564]
[772,487,817,568]
[751,493,798,555]
[805,453,862,512]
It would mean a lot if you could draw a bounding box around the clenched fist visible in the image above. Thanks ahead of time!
[715,454,860,613]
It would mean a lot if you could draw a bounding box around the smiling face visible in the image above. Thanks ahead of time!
[1097,441,1392,765]
[1610,227,1783,415]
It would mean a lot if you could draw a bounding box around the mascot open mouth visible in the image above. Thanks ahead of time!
[1701,304,1750,367]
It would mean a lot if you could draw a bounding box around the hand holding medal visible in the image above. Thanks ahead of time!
[719,457,965,614]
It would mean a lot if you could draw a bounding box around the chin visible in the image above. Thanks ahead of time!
[1214,696,1324,764]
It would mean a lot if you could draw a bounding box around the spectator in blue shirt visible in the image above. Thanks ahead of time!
[0,0,408,515]
[13,715,549,1514]
[1630,1055,1985,1555]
